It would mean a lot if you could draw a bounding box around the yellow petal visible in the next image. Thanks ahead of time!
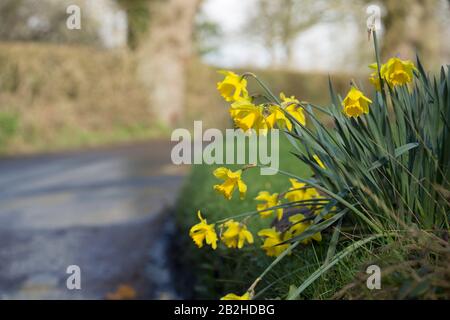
[205,228,218,249]
[312,232,322,242]
[255,191,271,201]
[313,155,326,169]
[286,105,306,126]
[289,214,305,223]
[244,230,254,244]
[213,167,229,179]
[214,180,236,200]
[276,208,283,221]
[221,292,251,300]
[258,228,278,238]
[190,232,205,248]
[238,179,247,199]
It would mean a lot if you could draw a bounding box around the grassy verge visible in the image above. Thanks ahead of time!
[173,137,449,300]
[1,120,170,154]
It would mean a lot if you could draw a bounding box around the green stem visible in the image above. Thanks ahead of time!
[243,72,281,104]
[373,30,388,102]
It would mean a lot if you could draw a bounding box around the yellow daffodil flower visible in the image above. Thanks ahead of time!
[313,154,326,169]
[220,292,251,300]
[280,92,306,126]
[285,104,306,126]
[221,219,254,249]
[189,211,218,249]
[287,214,322,244]
[342,87,372,118]
[280,92,299,105]
[258,228,290,257]
[217,70,248,102]
[255,191,283,220]
[213,167,247,200]
[265,105,292,131]
[229,98,268,134]
[368,63,381,91]
[284,178,320,202]
[380,57,417,87]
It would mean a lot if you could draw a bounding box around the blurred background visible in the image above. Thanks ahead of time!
[0,0,449,300]
[0,0,449,154]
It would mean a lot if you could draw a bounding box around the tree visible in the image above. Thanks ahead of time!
[194,13,222,58]
[137,0,202,126]
[0,0,99,45]
[379,0,443,66]
[245,0,342,67]
[116,0,150,49]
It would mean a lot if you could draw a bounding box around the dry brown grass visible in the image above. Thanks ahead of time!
[334,232,450,300]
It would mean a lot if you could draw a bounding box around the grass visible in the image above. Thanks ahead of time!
[0,111,19,152]
[174,125,448,300]
[174,134,377,299]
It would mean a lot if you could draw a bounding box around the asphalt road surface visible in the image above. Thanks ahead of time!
[0,141,186,299]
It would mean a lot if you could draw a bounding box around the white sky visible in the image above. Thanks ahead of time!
[199,0,364,72]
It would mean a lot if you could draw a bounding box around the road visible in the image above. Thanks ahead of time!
[0,141,186,299]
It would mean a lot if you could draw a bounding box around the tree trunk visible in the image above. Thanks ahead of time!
[138,0,201,126]
[381,0,441,66]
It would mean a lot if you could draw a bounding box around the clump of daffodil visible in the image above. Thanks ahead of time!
[280,92,306,126]
[258,228,290,257]
[217,70,248,102]
[368,63,381,91]
[287,214,322,244]
[229,98,268,134]
[342,87,372,118]
[220,292,251,300]
[213,167,247,200]
[380,57,417,87]
[189,211,218,249]
[284,178,320,203]
[220,219,254,249]
[313,154,326,169]
[255,191,283,220]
